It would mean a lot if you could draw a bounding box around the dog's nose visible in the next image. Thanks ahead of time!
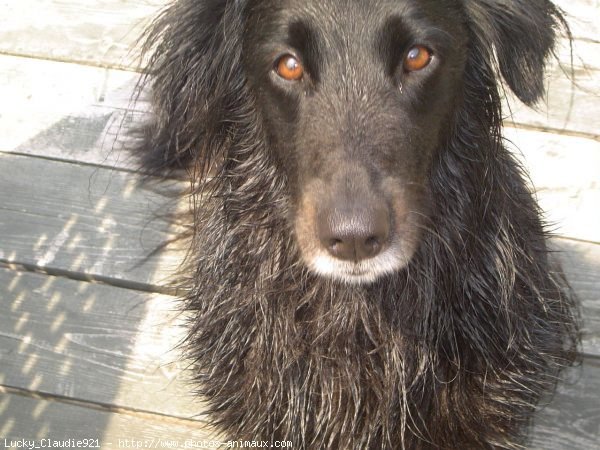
[318,207,390,261]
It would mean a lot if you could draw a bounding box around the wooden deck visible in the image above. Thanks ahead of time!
[0,1,598,448]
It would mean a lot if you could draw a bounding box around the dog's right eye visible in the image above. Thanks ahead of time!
[275,55,304,81]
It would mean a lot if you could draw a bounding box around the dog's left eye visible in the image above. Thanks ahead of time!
[275,54,304,81]
[403,46,432,72]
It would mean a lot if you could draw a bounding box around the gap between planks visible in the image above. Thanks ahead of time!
[506,121,600,142]
[0,385,206,427]
[0,50,144,74]
[0,260,178,296]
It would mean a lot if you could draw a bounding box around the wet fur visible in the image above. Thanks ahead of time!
[135,0,579,448]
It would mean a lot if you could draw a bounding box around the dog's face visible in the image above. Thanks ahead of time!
[243,0,469,283]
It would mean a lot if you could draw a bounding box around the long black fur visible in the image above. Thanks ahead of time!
[134,1,579,448]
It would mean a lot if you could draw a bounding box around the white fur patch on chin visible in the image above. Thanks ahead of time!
[310,246,409,285]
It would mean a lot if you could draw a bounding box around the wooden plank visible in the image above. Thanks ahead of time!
[4,107,145,170]
[506,38,600,138]
[0,54,139,112]
[0,153,183,288]
[0,0,163,69]
[506,127,600,244]
[0,268,203,419]
[0,392,216,447]
[555,239,600,357]
[0,55,145,170]
[555,0,600,41]
[531,357,600,450]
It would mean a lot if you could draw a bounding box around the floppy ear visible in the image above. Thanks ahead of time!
[464,0,566,105]
[136,0,246,174]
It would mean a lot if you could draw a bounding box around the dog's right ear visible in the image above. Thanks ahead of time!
[136,0,246,176]
[464,0,566,106]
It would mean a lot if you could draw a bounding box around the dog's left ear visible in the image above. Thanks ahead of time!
[465,0,566,105]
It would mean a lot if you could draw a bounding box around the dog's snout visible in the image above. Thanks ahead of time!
[318,207,390,262]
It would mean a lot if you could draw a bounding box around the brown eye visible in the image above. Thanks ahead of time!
[403,46,432,72]
[275,54,304,81]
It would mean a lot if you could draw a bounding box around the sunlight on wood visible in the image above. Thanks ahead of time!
[505,126,600,243]
[59,359,73,377]
[14,312,30,333]
[17,333,33,353]
[82,294,97,313]
[40,277,55,294]
[29,373,43,391]
[10,293,25,313]
[32,400,49,420]
[95,197,109,214]
[50,312,67,333]
[7,273,22,292]
[37,216,77,267]
[123,179,136,199]
[36,423,50,440]
[71,253,86,272]
[55,336,70,355]
[22,353,39,376]
[34,234,48,251]
[0,418,15,437]
[47,292,62,312]
[0,396,10,415]
[67,233,83,251]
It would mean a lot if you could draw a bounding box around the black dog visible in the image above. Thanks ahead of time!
[135,0,579,448]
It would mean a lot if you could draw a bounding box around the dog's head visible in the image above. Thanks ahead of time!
[142,0,565,284]
[241,1,469,284]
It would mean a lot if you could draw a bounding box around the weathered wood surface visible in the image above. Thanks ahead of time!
[0,392,216,447]
[0,55,145,170]
[557,0,600,40]
[0,0,163,70]
[504,128,600,244]
[0,153,183,289]
[0,267,203,419]
[530,358,600,450]
[506,37,600,138]
[554,239,600,357]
